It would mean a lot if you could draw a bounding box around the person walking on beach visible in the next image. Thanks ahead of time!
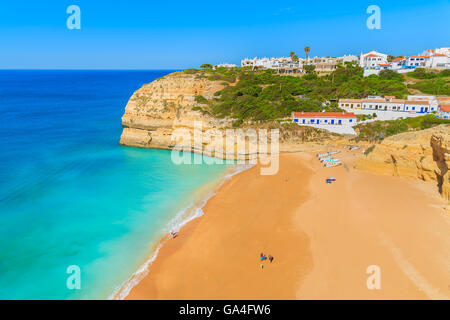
[268,255,274,263]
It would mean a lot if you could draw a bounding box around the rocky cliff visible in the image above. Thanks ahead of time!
[120,71,346,159]
[355,125,450,202]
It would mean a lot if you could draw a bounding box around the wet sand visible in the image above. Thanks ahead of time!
[125,151,450,300]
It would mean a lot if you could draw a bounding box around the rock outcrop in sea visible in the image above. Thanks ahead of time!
[355,125,450,202]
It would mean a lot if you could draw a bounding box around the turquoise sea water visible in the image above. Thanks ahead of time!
[0,70,230,299]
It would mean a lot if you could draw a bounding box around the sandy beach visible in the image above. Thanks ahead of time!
[125,151,450,300]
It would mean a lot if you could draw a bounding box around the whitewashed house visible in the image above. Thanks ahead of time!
[405,56,428,68]
[404,100,433,113]
[361,98,405,111]
[338,96,437,114]
[359,51,388,69]
[338,99,362,109]
[412,47,450,69]
[240,57,303,73]
[340,55,358,63]
[213,63,237,69]
[292,112,357,126]
[437,105,450,119]
[379,64,392,70]
[391,57,406,69]
[427,54,450,69]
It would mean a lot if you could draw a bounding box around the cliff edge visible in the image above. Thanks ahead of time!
[355,124,450,202]
[120,71,346,159]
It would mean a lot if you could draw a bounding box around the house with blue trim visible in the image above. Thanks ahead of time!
[437,105,450,119]
[292,112,357,126]
[338,96,438,114]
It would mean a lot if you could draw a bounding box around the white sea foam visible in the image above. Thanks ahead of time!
[109,163,253,300]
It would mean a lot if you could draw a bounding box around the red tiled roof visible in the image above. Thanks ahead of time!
[432,54,447,57]
[339,99,362,103]
[440,105,450,112]
[392,58,405,61]
[292,112,356,118]
[365,54,378,57]
[379,64,391,66]
[362,99,386,103]
[405,101,430,105]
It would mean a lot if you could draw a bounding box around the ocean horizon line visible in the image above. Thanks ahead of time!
[0,68,183,71]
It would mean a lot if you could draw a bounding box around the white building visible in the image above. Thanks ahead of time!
[359,51,388,69]
[421,47,450,57]
[427,54,450,69]
[404,100,433,113]
[214,63,237,69]
[338,95,437,114]
[341,55,358,63]
[413,47,450,69]
[361,98,406,112]
[437,105,450,119]
[391,57,406,69]
[292,112,357,126]
[405,56,427,68]
[379,63,392,70]
[241,57,302,72]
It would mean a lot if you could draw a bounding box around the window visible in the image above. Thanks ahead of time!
[412,107,415,110]
[294,119,299,123]
[349,119,353,122]
[302,119,305,124]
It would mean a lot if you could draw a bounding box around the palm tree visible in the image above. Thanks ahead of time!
[304,46,310,64]
[290,51,299,63]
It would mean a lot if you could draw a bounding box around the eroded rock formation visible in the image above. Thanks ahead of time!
[355,125,450,202]
[120,71,345,159]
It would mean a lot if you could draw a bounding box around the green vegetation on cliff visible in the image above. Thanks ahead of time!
[406,68,450,95]
[355,115,450,142]
[188,63,409,122]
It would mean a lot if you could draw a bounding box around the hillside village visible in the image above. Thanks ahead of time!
[210,47,450,135]
[237,47,450,75]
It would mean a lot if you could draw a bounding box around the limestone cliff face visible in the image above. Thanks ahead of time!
[355,125,450,202]
[120,71,229,150]
[120,71,345,159]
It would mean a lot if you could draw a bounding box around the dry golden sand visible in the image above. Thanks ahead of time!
[126,151,450,300]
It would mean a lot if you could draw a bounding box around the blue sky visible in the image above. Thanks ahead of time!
[0,0,449,69]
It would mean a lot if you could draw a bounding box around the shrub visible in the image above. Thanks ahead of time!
[364,145,375,155]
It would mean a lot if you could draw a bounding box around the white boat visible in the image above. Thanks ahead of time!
[324,159,341,164]
[321,158,338,163]
[317,150,341,157]
[324,162,342,167]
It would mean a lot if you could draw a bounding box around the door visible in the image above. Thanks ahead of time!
[331,120,335,124]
